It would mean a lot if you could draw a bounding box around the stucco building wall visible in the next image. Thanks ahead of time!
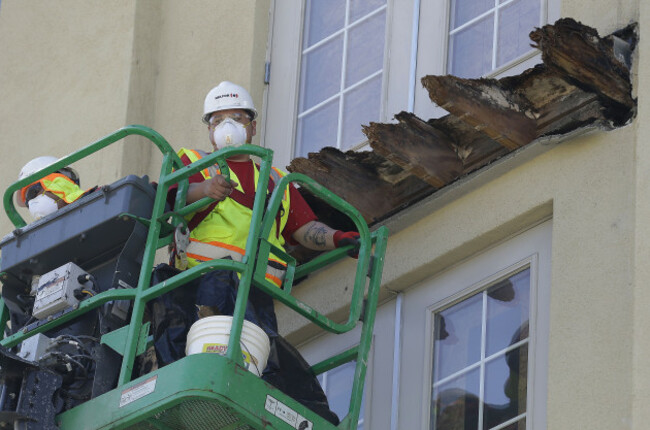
[0,0,269,235]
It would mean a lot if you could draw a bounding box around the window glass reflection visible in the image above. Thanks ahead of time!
[484,343,528,427]
[450,0,494,29]
[296,99,339,157]
[486,269,530,356]
[299,35,343,112]
[497,0,540,67]
[303,0,346,47]
[320,361,365,429]
[432,368,481,429]
[350,0,386,23]
[434,293,483,382]
[448,15,493,77]
[345,10,386,86]
[342,74,382,149]
[431,268,530,430]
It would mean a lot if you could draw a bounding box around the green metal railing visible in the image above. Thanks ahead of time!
[0,125,388,429]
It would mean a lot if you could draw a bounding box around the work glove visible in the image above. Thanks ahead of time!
[333,231,361,258]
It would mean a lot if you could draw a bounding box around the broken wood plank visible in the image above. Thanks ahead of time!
[363,112,463,188]
[430,114,509,174]
[529,18,635,124]
[422,75,539,150]
[500,64,606,136]
[288,147,433,224]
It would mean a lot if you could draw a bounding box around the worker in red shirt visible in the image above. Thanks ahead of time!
[150,82,354,424]
[155,81,358,355]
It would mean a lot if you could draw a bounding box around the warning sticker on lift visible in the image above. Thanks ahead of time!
[265,395,313,430]
[119,376,157,408]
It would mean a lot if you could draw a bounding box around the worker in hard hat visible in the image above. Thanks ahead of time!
[151,81,349,424]
[168,80,360,286]
[15,156,85,220]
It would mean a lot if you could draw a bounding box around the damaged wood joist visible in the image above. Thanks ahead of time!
[288,18,637,230]
[530,18,637,124]
[289,147,432,224]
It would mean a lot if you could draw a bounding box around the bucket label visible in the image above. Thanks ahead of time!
[201,343,259,370]
[265,395,313,430]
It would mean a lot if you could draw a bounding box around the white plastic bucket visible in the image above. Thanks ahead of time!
[186,316,270,377]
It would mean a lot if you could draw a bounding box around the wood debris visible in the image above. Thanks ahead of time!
[287,18,637,238]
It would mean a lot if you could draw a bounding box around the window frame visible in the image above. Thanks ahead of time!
[397,220,551,429]
[295,2,388,157]
[264,0,400,168]
[426,257,537,430]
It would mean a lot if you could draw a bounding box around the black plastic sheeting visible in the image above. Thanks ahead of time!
[148,263,339,425]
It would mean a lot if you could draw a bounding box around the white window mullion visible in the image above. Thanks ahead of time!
[432,361,482,388]
[492,0,499,70]
[297,69,383,119]
[298,92,340,119]
[448,0,518,36]
[302,28,345,55]
[336,0,351,150]
[478,290,488,430]
[491,412,527,430]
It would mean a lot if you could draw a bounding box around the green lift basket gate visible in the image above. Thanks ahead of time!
[0,126,388,430]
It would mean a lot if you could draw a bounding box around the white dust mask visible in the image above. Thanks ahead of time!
[212,118,248,149]
[28,194,59,220]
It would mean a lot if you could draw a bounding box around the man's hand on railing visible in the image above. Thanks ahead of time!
[333,231,361,259]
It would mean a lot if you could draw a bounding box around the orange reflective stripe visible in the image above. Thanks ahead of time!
[190,238,245,255]
[268,258,287,268]
[271,167,288,200]
[265,273,282,287]
[186,149,212,178]
[186,252,211,262]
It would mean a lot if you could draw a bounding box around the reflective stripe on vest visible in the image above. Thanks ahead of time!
[186,238,287,287]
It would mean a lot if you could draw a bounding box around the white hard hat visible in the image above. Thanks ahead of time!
[15,156,79,207]
[203,81,258,124]
[18,156,59,182]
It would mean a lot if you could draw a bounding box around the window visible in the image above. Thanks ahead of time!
[397,220,550,429]
[318,361,365,429]
[447,0,542,78]
[264,0,390,167]
[431,268,530,430]
[296,0,387,157]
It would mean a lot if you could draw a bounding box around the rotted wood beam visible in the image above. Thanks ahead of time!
[530,18,636,125]
[422,75,539,150]
[288,147,432,224]
[363,112,463,188]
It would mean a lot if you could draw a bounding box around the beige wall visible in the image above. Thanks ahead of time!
[562,0,639,34]
[0,1,138,232]
[632,0,650,429]
[0,0,270,235]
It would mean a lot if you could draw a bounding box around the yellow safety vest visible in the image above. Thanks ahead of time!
[177,148,291,287]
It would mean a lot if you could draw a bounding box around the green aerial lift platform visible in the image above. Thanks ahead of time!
[0,126,388,430]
